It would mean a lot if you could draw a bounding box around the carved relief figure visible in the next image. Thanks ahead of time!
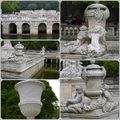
[60,60,83,78]
[61,86,91,113]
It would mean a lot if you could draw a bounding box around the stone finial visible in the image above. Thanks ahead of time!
[95,0,100,3]
[90,59,95,64]
[41,46,45,55]
[14,42,24,50]
[2,40,14,50]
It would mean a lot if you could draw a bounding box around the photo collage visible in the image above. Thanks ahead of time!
[0,0,119,119]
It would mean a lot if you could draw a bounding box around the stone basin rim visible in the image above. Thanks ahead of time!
[15,80,45,91]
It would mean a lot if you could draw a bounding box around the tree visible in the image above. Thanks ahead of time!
[82,61,119,79]
[27,3,38,10]
[11,41,58,50]
[1,80,59,119]
[1,1,20,13]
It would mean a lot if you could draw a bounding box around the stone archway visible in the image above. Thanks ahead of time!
[38,23,47,34]
[9,23,17,34]
[22,23,30,34]
[52,23,59,34]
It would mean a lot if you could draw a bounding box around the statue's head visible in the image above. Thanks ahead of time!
[80,25,87,31]
[75,86,83,94]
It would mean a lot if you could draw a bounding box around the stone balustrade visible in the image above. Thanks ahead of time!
[61,24,119,38]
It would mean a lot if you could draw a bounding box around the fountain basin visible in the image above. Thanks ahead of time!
[1,53,44,79]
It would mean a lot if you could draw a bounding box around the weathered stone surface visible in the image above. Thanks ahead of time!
[60,60,83,79]
[1,40,15,60]
[1,41,45,79]
[2,9,60,35]
[61,62,119,118]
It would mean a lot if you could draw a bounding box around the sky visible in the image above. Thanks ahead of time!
[46,80,60,101]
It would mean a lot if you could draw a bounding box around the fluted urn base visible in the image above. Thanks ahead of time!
[19,102,42,119]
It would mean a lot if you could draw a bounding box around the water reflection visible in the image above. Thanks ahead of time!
[2,33,59,39]
[33,62,59,79]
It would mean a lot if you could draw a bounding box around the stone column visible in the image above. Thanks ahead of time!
[2,22,9,35]
[16,22,22,35]
[30,22,38,35]
[47,22,52,35]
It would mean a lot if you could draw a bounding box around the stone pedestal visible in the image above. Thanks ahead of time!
[62,109,119,119]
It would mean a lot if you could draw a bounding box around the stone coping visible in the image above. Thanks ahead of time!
[61,109,119,119]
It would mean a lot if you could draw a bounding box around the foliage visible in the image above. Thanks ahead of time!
[1,1,20,13]
[27,3,38,10]
[10,41,59,50]
[81,61,119,79]
[37,81,59,119]
[2,1,59,13]
[1,80,59,119]
[71,1,119,8]
[1,81,24,119]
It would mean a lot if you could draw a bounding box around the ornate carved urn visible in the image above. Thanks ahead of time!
[84,2,110,55]
[15,80,45,119]
[14,42,24,56]
[82,61,106,97]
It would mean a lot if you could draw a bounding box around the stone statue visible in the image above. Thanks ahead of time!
[98,84,118,112]
[1,40,15,60]
[61,2,110,57]
[61,25,89,54]
[61,86,91,113]
[41,46,45,55]
[61,62,118,116]
[60,60,83,79]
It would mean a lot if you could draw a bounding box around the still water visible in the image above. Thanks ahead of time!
[33,62,59,79]
[2,33,59,39]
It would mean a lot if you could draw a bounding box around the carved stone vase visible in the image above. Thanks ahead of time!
[15,80,45,119]
[82,62,106,97]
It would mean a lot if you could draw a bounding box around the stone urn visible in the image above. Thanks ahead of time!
[82,62,106,97]
[15,80,45,119]
[14,42,24,56]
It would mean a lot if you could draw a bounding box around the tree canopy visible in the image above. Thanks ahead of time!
[1,1,59,13]
[1,80,59,119]
[1,41,59,51]
[1,1,20,13]
[11,41,59,51]
[81,61,119,79]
